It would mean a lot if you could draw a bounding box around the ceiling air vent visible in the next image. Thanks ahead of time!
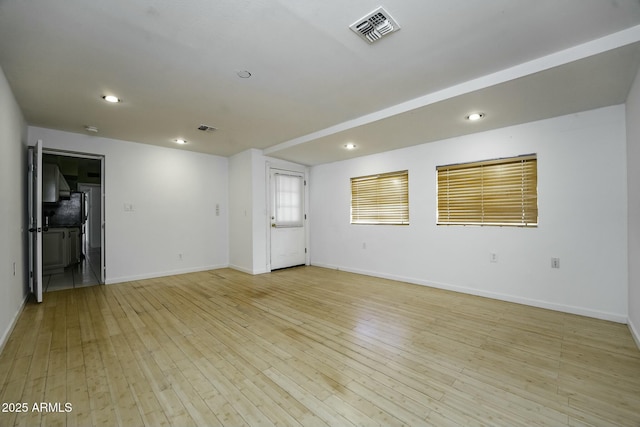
[197,124,217,132]
[350,6,400,44]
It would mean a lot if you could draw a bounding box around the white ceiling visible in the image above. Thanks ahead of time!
[1,0,640,165]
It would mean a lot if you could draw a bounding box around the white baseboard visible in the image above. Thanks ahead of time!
[228,264,269,275]
[105,264,229,285]
[310,263,627,324]
[228,264,254,274]
[629,318,640,350]
[105,262,273,285]
[0,294,28,354]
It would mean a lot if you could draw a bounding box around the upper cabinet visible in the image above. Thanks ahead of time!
[43,163,71,203]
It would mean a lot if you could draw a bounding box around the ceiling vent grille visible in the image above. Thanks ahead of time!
[197,124,217,132]
[350,7,400,44]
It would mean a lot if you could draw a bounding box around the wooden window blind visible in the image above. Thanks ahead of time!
[437,155,537,227]
[351,170,409,225]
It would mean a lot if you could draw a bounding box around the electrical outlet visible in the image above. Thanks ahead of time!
[551,257,560,269]
[489,252,498,263]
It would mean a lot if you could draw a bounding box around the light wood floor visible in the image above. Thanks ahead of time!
[1,266,639,426]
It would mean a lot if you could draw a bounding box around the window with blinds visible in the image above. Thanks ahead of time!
[437,154,537,227]
[274,173,304,227]
[351,170,409,225]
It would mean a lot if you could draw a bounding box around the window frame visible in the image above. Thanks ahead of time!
[350,170,409,225]
[273,172,304,228]
[436,154,538,227]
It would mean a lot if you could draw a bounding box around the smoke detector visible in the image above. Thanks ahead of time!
[350,6,400,44]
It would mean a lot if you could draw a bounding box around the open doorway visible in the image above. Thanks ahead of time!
[41,150,105,292]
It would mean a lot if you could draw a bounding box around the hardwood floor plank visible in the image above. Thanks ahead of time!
[165,366,224,427]
[198,358,274,427]
[239,377,304,427]
[28,331,52,381]
[264,366,356,427]
[1,266,638,426]
[129,381,171,426]
[41,373,68,427]
[248,369,326,426]
[65,365,93,427]
[450,374,568,426]
[13,376,46,427]
[343,378,431,426]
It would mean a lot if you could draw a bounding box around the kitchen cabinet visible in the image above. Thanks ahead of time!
[43,163,71,203]
[43,228,67,274]
[43,227,81,274]
[68,228,80,265]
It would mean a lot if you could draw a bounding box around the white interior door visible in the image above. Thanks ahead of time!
[28,140,43,302]
[270,169,306,270]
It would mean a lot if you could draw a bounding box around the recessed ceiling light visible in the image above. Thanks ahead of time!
[175,139,187,145]
[466,112,485,121]
[344,143,357,150]
[237,70,252,78]
[102,95,121,103]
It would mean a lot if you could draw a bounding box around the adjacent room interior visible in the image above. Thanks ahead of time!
[40,153,103,292]
[1,1,640,425]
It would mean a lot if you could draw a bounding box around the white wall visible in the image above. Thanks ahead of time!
[28,127,229,284]
[251,150,269,274]
[310,105,629,322]
[228,148,308,274]
[0,66,28,349]
[627,67,640,345]
[229,149,256,273]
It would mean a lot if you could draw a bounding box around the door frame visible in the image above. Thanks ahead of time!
[28,140,43,302]
[42,148,106,284]
[266,162,310,272]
